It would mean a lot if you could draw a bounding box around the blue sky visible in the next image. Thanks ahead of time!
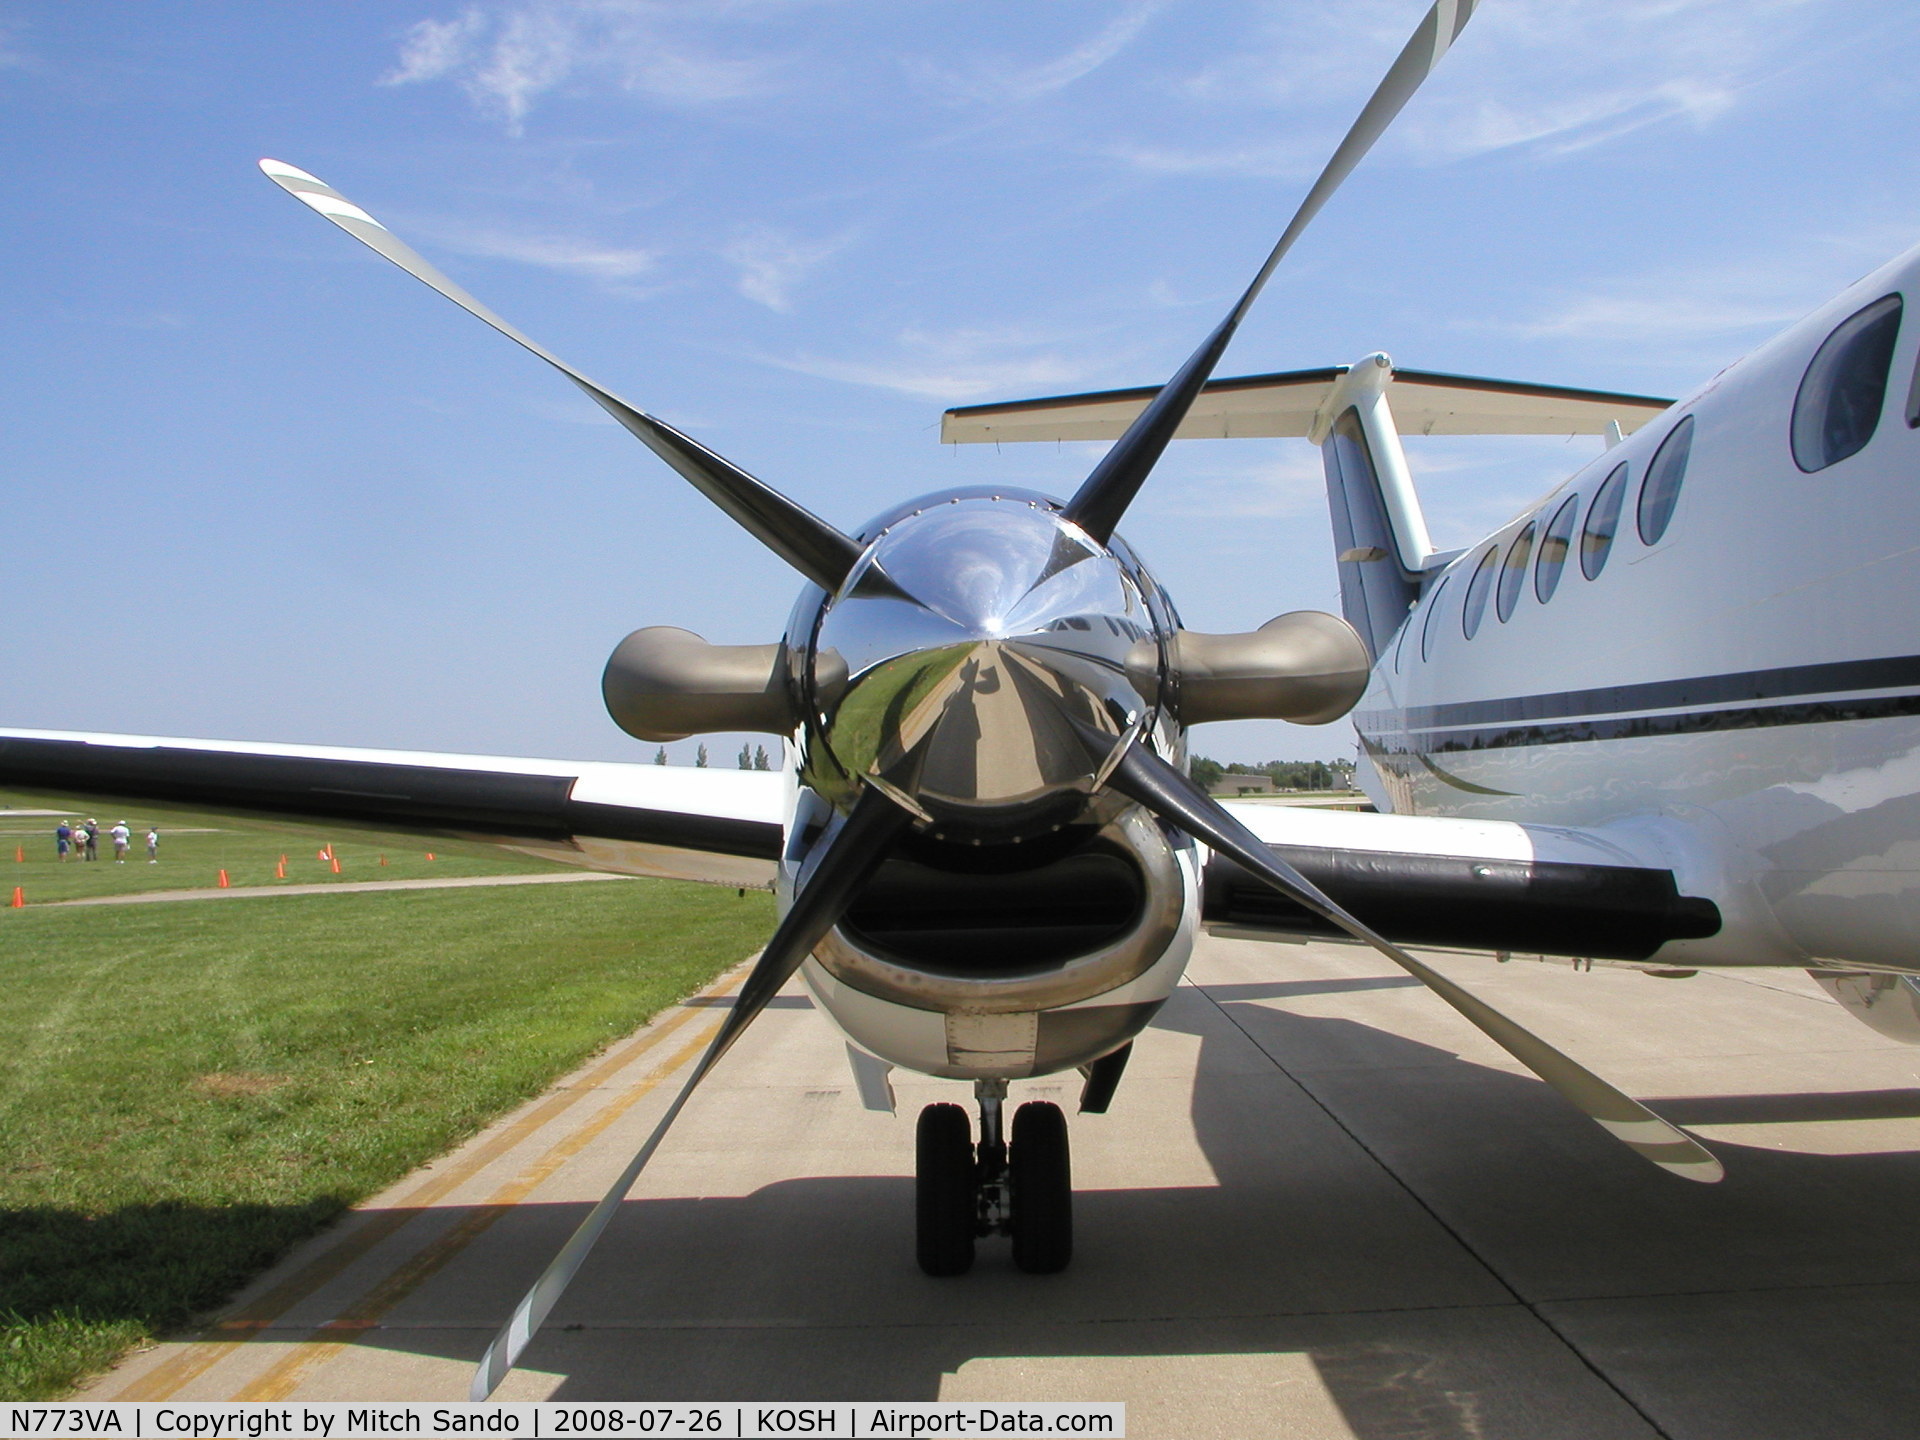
[5,0,1918,766]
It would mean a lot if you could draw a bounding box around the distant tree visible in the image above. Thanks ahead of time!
[1188,756,1355,792]
[654,746,668,765]
[738,743,753,770]
[696,743,708,768]
[753,745,771,771]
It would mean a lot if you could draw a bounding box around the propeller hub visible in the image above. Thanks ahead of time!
[809,495,1165,839]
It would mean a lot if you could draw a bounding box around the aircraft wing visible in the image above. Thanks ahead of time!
[940,366,1674,443]
[1206,800,1722,962]
[0,728,784,889]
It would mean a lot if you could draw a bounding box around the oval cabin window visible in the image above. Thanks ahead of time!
[1534,494,1579,602]
[1637,415,1695,545]
[1496,523,1535,623]
[1581,462,1630,580]
[1792,293,1902,472]
[1462,547,1498,640]
[1420,576,1449,661]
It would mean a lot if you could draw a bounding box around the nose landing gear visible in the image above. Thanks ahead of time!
[915,1080,1072,1276]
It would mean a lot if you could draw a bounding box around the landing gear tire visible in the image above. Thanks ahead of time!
[1009,1101,1072,1274]
[916,1103,976,1276]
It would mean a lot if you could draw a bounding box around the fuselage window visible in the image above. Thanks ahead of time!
[1496,522,1535,623]
[1906,325,1920,428]
[1580,462,1629,580]
[1792,292,1902,472]
[1420,576,1449,661]
[1636,414,1695,545]
[1461,546,1498,640]
[1534,493,1579,603]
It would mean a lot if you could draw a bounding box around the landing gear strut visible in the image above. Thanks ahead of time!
[915,1081,1072,1276]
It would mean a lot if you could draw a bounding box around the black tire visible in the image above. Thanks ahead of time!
[1009,1101,1072,1274]
[916,1103,976,1276]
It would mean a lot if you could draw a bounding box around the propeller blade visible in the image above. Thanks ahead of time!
[469,785,912,1399]
[1063,0,1479,543]
[259,160,862,592]
[1105,744,1723,1184]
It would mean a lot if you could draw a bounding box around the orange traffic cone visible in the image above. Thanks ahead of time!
[330,855,341,874]
[378,855,387,866]
[425,852,436,862]
[10,886,22,908]
[217,869,230,889]
[13,845,22,863]
[317,847,329,862]
[275,857,286,879]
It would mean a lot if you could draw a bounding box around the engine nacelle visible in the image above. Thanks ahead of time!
[1811,970,1920,1044]
[602,627,795,742]
[1136,611,1371,726]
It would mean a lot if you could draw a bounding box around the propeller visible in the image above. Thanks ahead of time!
[258,160,861,593]
[1103,742,1724,1184]
[1063,0,1478,542]
[470,784,912,1399]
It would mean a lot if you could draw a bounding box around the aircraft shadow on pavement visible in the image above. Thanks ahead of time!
[158,981,1920,1438]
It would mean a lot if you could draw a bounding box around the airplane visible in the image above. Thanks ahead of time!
[10,0,1919,1402]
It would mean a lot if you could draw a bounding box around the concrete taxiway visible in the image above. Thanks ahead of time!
[88,933,1920,1438]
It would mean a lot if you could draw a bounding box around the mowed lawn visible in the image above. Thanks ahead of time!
[0,811,573,905]
[0,876,774,1399]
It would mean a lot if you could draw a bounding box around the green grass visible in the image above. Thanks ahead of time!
[0,814,571,906]
[0,878,773,1399]
[822,643,973,777]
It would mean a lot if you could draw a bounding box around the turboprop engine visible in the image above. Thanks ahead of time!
[602,488,1372,1065]
[603,488,1373,841]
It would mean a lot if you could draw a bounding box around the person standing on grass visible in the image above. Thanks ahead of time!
[110,820,131,863]
[55,821,71,860]
[146,826,159,862]
[82,820,98,861]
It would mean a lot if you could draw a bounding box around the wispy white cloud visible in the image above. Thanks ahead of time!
[915,3,1161,107]
[1102,137,1321,179]
[721,227,853,313]
[1148,449,1328,521]
[383,2,786,135]
[1437,78,1739,159]
[1512,290,1805,346]
[385,8,487,85]
[0,17,33,71]
[1401,0,1828,161]
[423,219,660,282]
[1506,225,1920,350]
[1129,0,1835,173]
[765,325,1101,403]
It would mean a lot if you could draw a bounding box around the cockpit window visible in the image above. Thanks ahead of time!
[1793,293,1901,472]
[1496,522,1535,623]
[1462,545,1498,640]
[1636,415,1695,545]
[1420,577,1449,661]
[1580,462,1629,581]
[1534,494,1579,603]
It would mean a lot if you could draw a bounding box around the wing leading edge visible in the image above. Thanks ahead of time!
[941,366,1675,444]
[0,729,784,889]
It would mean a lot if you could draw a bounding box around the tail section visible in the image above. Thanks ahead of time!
[1315,354,1433,659]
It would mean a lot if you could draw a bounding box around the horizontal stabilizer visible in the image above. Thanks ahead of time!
[942,366,1673,444]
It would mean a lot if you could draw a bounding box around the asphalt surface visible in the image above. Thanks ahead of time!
[86,933,1920,1438]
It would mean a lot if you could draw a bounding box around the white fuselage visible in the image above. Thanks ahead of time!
[1358,241,1920,975]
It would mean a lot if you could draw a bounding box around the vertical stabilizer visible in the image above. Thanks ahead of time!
[1313,353,1432,658]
